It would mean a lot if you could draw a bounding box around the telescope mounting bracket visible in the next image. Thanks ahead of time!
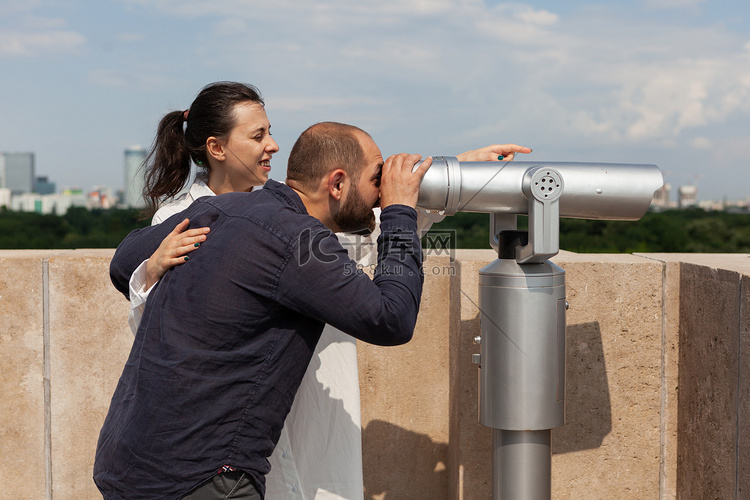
[491,167,563,264]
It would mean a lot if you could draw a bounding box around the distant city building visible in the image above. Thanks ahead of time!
[678,185,698,208]
[89,186,118,209]
[47,192,86,214]
[724,199,750,212]
[34,175,56,195]
[652,183,671,208]
[10,193,43,213]
[698,200,725,211]
[0,152,35,195]
[124,146,147,208]
[10,188,88,214]
[61,187,87,205]
[0,188,10,208]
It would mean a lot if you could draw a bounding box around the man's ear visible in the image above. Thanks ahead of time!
[206,137,226,162]
[327,169,347,201]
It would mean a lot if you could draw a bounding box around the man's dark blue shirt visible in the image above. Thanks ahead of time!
[94,180,423,500]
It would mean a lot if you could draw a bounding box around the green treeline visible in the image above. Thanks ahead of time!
[0,207,149,249]
[424,208,750,253]
[1,206,750,253]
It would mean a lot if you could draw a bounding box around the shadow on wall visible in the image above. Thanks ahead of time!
[362,420,449,500]
[456,313,613,456]
[553,321,612,453]
[359,321,612,499]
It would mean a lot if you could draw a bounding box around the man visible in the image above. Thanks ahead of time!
[95,122,432,500]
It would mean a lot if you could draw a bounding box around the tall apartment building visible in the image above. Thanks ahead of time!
[0,152,35,195]
[0,188,10,208]
[678,185,698,208]
[123,146,147,208]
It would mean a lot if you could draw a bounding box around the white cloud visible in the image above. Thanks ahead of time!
[691,137,713,149]
[487,11,750,145]
[121,0,458,18]
[272,94,380,112]
[512,6,559,26]
[0,14,84,57]
[212,17,248,36]
[19,15,67,29]
[116,32,147,43]
[110,0,750,150]
[690,134,750,172]
[641,0,706,10]
[0,30,85,57]
[87,69,171,91]
[6,0,749,200]
[0,1,42,19]
[607,54,750,142]
[87,69,130,88]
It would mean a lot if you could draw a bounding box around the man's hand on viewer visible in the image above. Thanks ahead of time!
[378,154,433,210]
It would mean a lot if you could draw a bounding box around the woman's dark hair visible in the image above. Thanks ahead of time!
[141,81,264,215]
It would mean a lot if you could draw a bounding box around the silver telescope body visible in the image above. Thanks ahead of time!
[419,156,664,500]
[417,157,663,219]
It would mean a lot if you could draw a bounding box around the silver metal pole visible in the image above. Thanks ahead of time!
[493,429,552,499]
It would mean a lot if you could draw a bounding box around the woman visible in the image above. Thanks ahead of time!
[129,81,277,323]
[127,81,532,499]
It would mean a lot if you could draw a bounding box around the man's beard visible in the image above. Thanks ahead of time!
[333,181,376,235]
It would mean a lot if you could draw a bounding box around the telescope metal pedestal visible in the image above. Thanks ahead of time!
[477,258,566,500]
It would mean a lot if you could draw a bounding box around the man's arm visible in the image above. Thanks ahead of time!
[274,153,432,346]
[276,204,423,346]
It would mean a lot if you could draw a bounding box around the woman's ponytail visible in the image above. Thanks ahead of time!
[141,110,192,216]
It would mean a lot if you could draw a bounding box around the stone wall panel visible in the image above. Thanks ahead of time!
[0,253,46,500]
[449,252,494,500]
[739,274,750,500]
[48,250,133,500]
[358,255,453,500]
[551,254,663,499]
[676,263,739,500]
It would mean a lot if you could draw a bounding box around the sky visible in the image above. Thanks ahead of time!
[1,0,749,202]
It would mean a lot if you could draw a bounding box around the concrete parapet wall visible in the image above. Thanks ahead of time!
[0,249,747,499]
